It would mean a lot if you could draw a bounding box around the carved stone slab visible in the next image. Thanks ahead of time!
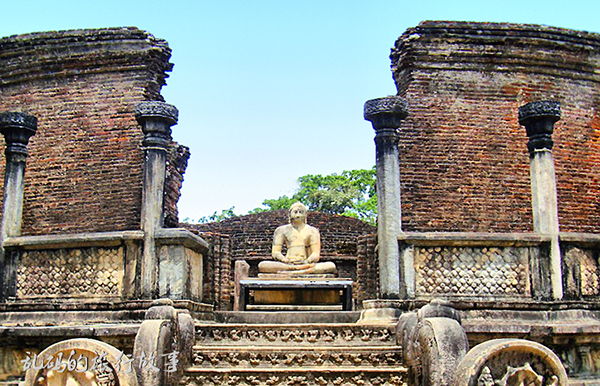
[414,246,530,297]
[182,368,408,386]
[191,346,403,369]
[16,246,124,298]
[195,324,396,347]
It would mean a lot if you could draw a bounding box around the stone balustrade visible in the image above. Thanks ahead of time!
[396,232,600,302]
[1,228,208,305]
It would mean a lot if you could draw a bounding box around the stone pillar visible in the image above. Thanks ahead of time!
[364,96,408,299]
[518,100,563,300]
[0,112,37,299]
[135,101,178,299]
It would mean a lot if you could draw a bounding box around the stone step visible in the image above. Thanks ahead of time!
[191,346,403,369]
[214,311,361,324]
[181,367,409,386]
[196,323,397,347]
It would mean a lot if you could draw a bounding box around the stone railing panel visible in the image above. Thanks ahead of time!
[562,244,600,299]
[398,232,549,301]
[4,229,208,303]
[414,246,531,298]
[16,246,124,299]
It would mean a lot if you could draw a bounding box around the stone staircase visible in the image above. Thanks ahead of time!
[181,312,407,386]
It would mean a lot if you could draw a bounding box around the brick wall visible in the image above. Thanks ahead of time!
[188,210,376,259]
[356,234,378,303]
[164,144,190,228]
[193,231,231,309]
[392,21,600,233]
[0,27,188,235]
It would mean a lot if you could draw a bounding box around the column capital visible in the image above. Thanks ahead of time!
[0,112,38,162]
[518,100,561,153]
[135,101,178,149]
[364,96,408,131]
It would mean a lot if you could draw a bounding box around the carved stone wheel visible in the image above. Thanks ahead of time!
[452,339,567,386]
[23,338,139,386]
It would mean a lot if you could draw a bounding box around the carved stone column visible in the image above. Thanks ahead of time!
[0,112,37,300]
[135,102,178,299]
[364,96,408,299]
[0,112,37,241]
[518,100,562,300]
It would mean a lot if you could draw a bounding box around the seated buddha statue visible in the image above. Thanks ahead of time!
[258,202,336,275]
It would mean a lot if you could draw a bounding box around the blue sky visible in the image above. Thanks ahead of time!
[0,1,598,221]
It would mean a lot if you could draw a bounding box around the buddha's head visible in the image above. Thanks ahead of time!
[288,202,308,224]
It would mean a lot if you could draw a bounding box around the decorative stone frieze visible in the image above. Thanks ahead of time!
[563,245,600,298]
[191,348,403,369]
[181,371,407,386]
[195,324,395,347]
[16,246,123,298]
[414,246,530,297]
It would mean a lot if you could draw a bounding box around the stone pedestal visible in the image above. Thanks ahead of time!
[239,278,353,311]
[358,299,403,324]
[364,96,408,299]
[518,101,562,300]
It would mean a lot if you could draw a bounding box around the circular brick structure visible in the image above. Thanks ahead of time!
[391,21,600,233]
[0,28,188,234]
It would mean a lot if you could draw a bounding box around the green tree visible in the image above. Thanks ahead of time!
[195,168,378,225]
[250,167,377,224]
[192,206,237,224]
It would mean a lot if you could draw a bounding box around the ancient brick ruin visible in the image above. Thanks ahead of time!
[0,27,188,235]
[393,21,600,233]
[0,21,598,386]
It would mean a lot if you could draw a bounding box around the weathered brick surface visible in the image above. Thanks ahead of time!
[164,144,190,228]
[192,231,231,309]
[391,21,600,233]
[356,234,378,302]
[0,27,188,235]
